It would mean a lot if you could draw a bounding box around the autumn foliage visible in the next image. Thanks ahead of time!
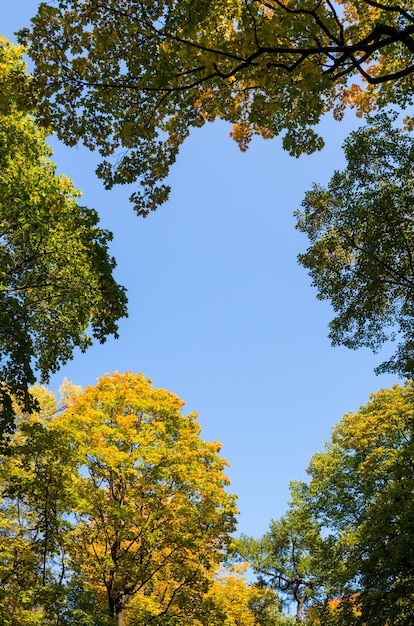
[0,374,240,625]
[20,0,414,214]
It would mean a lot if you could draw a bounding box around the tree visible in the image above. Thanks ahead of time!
[57,372,237,626]
[301,381,414,626]
[20,0,414,215]
[0,38,127,435]
[0,374,238,625]
[0,385,81,625]
[295,111,414,377]
[235,490,324,623]
[203,564,283,626]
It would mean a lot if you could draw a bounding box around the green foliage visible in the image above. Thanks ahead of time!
[20,0,414,215]
[295,112,414,377]
[0,38,127,435]
[237,382,414,624]
[0,386,78,625]
[235,494,324,622]
[301,382,414,626]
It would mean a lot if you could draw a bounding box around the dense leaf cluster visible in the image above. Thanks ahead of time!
[296,113,414,377]
[20,0,414,214]
[0,39,127,434]
[0,374,240,625]
[240,383,414,625]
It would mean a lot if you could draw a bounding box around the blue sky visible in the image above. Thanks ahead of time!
[4,2,400,539]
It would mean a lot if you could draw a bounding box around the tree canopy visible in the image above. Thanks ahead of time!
[0,38,127,435]
[0,384,81,625]
[238,382,414,625]
[295,112,414,377]
[301,382,414,625]
[203,564,284,626]
[0,373,239,626]
[236,485,324,622]
[62,372,237,626]
[20,0,414,215]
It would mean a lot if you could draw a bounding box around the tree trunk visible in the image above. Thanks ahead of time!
[114,594,129,626]
[116,608,126,626]
[296,595,305,622]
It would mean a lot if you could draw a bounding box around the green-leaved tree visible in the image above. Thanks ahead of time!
[235,491,324,622]
[296,112,414,377]
[302,382,414,625]
[0,38,127,434]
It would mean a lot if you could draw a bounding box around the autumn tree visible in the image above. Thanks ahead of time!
[20,0,414,215]
[295,112,414,377]
[203,564,283,626]
[300,382,414,626]
[57,372,237,626]
[0,374,238,625]
[0,38,127,435]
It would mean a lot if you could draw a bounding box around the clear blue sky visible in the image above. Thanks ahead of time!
[5,2,399,539]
